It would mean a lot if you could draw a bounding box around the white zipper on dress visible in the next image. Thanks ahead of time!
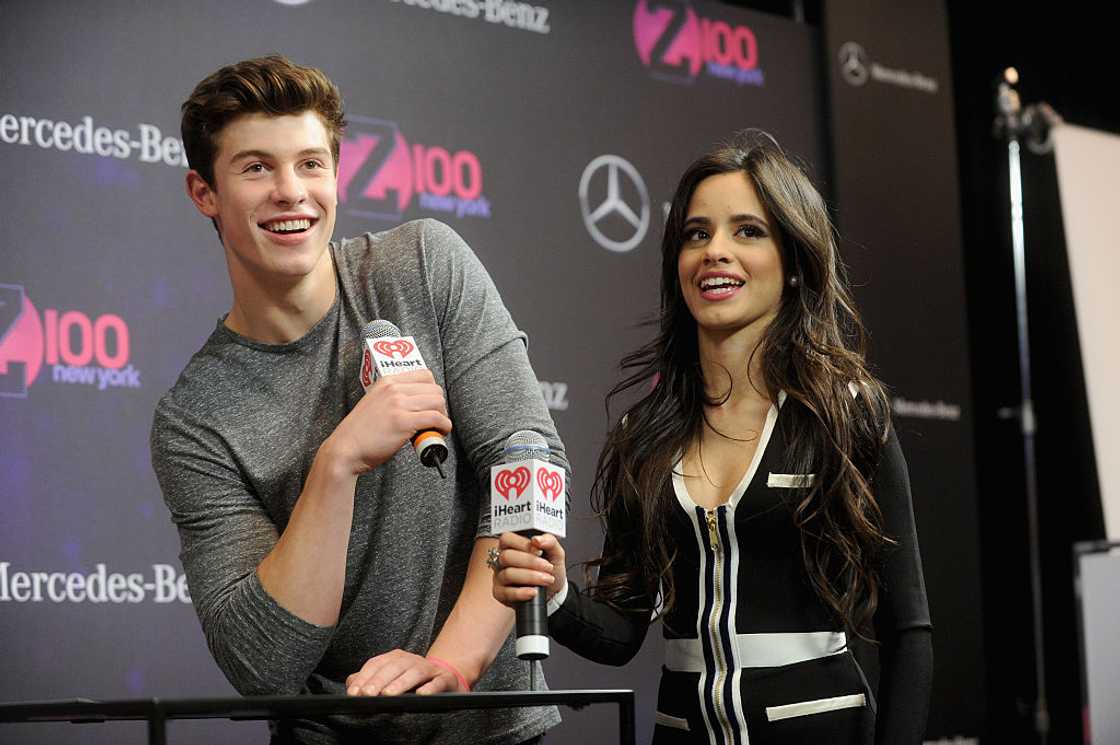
[706,507,736,744]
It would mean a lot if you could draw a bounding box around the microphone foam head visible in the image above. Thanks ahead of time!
[503,430,550,463]
[362,319,402,340]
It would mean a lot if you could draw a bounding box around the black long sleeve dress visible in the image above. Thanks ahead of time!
[549,393,933,745]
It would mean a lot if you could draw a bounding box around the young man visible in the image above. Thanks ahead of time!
[151,55,564,744]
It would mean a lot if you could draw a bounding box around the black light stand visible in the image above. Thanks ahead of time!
[991,66,1064,745]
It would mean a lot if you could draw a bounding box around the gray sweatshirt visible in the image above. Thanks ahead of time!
[151,219,565,744]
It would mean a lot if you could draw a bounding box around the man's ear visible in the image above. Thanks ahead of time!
[186,170,219,218]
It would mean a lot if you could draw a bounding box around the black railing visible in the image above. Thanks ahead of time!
[0,689,636,745]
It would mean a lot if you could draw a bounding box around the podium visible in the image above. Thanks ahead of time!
[1075,542,1120,745]
[0,689,635,745]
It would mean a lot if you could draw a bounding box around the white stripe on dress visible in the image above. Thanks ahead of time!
[765,693,867,722]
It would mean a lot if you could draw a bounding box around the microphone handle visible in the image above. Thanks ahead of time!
[514,530,550,660]
[411,430,448,478]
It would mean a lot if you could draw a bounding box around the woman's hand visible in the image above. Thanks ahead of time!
[490,532,567,608]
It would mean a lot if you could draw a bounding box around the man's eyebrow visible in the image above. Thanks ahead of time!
[228,147,331,162]
[228,149,271,162]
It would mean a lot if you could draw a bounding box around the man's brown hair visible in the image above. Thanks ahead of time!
[181,55,346,187]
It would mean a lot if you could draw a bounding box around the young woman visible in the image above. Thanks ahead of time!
[491,131,932,744]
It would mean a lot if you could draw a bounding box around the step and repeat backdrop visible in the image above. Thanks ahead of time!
[823,1,983,741]
[1,0,978,742]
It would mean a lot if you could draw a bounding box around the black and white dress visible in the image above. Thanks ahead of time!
[548,393,932,745]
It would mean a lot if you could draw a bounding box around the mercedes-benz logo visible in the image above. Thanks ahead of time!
[838,42,868,87]
[578,154,650,253]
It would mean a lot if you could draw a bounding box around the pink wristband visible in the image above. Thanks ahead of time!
[426,655,470,692]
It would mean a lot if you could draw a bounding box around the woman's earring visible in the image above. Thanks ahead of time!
[788,275,801,288]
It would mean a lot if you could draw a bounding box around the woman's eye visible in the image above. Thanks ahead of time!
[737,224,765,238]
[684,228,708,242]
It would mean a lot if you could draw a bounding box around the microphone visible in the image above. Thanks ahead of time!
[360,320,449,478]
[490,430,567,660]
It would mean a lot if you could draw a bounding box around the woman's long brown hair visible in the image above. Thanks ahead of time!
[586,130,894,640]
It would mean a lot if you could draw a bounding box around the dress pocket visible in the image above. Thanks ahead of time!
[767,472,816,488]
[765,692,866,722]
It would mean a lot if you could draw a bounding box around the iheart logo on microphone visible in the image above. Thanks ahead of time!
[0,283,142,398]
[536,470,562,501]
[365,335,426,379]
[360,348,375,389]
[495,467,531,500]
[373,339,414,359]
[632,0,765,87]
[491,459,566,536]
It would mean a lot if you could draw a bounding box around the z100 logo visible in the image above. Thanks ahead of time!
[633,0,765,87]
[0,284,141,398]
[338,116,491,222]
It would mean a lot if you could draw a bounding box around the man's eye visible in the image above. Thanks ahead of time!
[304,160,325,170]
[243,163,266,174]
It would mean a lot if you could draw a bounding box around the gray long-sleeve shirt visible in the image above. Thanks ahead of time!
[151,219,565,744]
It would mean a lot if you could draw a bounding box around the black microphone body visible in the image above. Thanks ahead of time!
[513,552,548,656]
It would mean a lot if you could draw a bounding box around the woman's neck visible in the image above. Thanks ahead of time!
[696,322,773,408]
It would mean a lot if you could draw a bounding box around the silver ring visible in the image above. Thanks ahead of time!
[486,546,501,571]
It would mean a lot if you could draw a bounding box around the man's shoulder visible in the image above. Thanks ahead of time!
[152,330,247,429]
[334,219,471,272]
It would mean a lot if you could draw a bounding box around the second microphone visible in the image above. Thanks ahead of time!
[490,430,567,660]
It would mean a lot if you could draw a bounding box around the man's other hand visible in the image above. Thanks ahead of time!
[344,649,463,696]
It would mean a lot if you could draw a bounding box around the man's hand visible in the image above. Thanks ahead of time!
[324,369,452,475]
[345,649,463,696]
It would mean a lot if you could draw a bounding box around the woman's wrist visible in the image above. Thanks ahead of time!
[546,578,569,615]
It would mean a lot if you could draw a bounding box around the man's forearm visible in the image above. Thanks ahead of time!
[256,438,357,627]
[426,537,516,685]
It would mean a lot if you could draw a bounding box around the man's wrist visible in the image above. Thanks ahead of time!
[315,434,364,481]
[426,655,470,692]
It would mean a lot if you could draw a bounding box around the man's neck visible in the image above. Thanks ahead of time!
[224,251,337,345]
